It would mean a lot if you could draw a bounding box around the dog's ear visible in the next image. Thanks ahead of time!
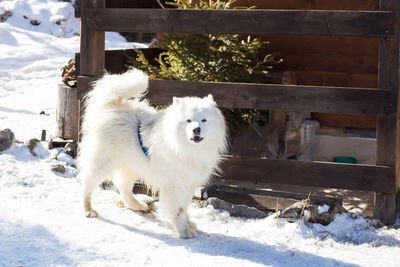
[206,94,216,105]
[172,97,181,105]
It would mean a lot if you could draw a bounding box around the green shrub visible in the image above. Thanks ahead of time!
[127,0,281,135]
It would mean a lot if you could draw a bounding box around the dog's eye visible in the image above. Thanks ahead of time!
[202,119,207,122]
[186,119,191,123]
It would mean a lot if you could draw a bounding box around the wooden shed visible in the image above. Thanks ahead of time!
[76,0,400,224]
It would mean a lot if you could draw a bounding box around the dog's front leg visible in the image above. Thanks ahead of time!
[174,207,197,239]
[159,184,197,238]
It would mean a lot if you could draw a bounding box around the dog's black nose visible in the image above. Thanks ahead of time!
[193,127,201,135]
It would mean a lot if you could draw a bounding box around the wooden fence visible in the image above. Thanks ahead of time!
[77,0,400,224]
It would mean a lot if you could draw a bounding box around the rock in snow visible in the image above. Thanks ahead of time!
[206,197,268,219]
[25,138,40,156]
[51,163,66,174]
[0,128,15,151]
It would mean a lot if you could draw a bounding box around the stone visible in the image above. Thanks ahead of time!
[25,138,40,156]
[48,137,74,149]
[64,142,77,158]
[0,128,15,151]
[206,197,268,219]
[30,19,40,26]
[51,164,66,174]
[0,11,12,22]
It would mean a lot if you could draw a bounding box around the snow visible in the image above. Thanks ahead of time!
[1,0,400,266]
[318,204,330,214]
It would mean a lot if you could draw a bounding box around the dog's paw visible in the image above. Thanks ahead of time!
[178,221,197,239]
[138,201,150,211]
[129,201,150,212]
[85,209,99,218]
[118,199,151,212]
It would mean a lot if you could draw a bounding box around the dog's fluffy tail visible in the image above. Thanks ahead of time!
[85,68,149,108]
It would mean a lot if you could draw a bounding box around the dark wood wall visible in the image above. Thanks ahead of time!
[105,0,380,129]
[106,0,165,8]
[236,0,378,10]
[78,0,398,224]
[239,0,379,129]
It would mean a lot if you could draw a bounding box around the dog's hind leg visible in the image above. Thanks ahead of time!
[83,187,98,218]
[80,166,112,218]
[81,172,100,218]
[113,168,149,212]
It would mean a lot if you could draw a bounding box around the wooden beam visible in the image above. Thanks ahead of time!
[205,185,342,212]
[77,0,106,142]
[77,76,392,114]
[374,0,400,225]
[220,156,396,193]
[80,1,105,77]
[148,79,392,115]
[77,76,96,99]
[86,8,393,38]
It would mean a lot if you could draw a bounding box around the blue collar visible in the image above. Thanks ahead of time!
[137,122,150,159]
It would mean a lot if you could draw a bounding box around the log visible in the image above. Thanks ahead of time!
[56,85,79,140]
[204,185,342,212]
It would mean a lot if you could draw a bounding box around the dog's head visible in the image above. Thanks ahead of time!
[169,94,226,151]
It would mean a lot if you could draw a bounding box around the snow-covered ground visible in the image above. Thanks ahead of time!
[1,1,400,266]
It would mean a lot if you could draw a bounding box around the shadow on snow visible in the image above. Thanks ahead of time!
[0,223,75,266]
[97,215,362,267]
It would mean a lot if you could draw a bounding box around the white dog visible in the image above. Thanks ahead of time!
[78,69,227,238]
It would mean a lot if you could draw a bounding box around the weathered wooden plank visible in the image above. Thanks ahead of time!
[278,53,378,74]
[80,1,105,77]
[77,76,96,99]
[374,193,397,223]
[86,8,394,38]
[214,0,379,10]
[75,48,164,78]
[78,0,106,142]
[220,156,396,193]
[77,76,392,114]
[204,185,342,211]
[294,71,378,88]
[373,0,400,225]
[312,113,377,129]
[148,79,392,115]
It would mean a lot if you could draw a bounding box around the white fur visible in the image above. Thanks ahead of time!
[78,68,227,238]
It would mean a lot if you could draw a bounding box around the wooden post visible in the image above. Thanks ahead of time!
[375,0,400,224]
[375,108,398,223]
[76,0,105,142]
[56,85,78,140]
[267,72,296,159]
[79,0,105,78]
[268,111,287,159]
